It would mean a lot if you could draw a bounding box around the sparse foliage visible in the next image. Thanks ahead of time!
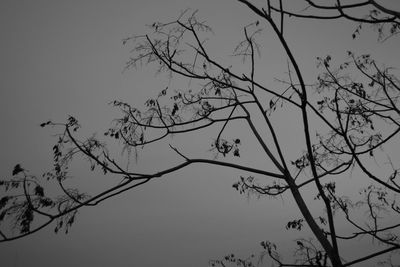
[1,1,400,266]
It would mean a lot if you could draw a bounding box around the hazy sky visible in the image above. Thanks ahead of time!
[1,1,400,267]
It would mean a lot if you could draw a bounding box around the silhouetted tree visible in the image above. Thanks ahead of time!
[1,1,400,266]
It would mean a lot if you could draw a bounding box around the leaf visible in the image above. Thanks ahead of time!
[0,210,6,221]
[158,87,168,97]
[12,164,24,176]
[40,121,51,127]
[172,103,179,116]
[232,183,239,190]
[0,196,10,210]
[39,198,53,207]
[34,185,44,197]
[20,207,34,234]
[318,216,327,225]
[67,215,75,227]
[269,100,274,109]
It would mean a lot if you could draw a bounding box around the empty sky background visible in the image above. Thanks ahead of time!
[1,1,400,267]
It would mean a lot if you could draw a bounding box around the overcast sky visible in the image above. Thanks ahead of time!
[1,1,400,267]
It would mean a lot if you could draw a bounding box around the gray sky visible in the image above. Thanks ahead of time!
[1,1,400,266]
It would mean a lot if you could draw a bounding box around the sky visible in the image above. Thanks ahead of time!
[0,1,400,267]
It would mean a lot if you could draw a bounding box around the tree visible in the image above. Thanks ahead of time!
[1,1,400,266]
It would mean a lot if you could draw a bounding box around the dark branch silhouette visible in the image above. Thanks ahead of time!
[1,1,400,266]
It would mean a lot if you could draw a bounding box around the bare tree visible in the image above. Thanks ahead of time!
[1,1,400,266]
